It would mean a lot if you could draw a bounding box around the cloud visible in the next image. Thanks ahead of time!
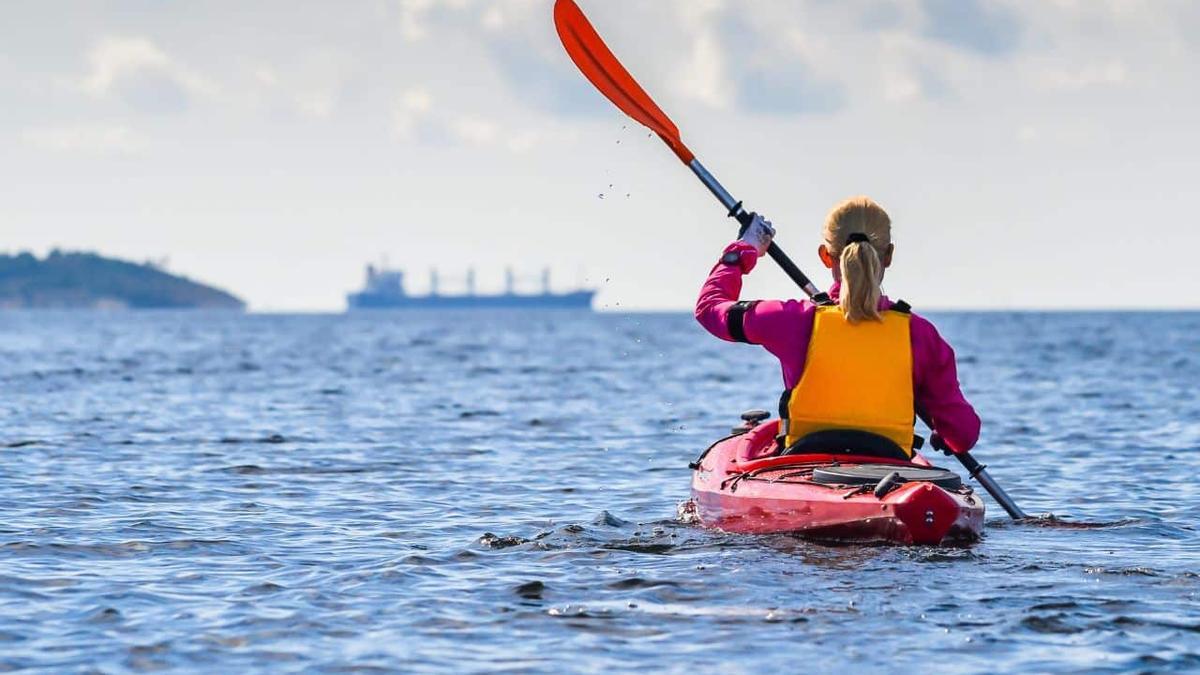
[716,11,848,115]
[388,82,563,154]
[252,66,279,87]
[449,116,498,145]
[488,42,603,116]
[480,4,506,31]
[376,1,848,118]
[482,17,609,115]
[240,48,360,121]
[669,1,729,110]
[398,0,435,40]
[391,87,436,141]
[397,0,479,41]
[1040,62,1128,90]
[389,86,501,149]
[856,0,908,31]
[21,124,147,155]
[81,36,216,114]
[674,29,727,110]
[882,59,955,103]
[920,0,1022,57]
[1016,124,1038,144]
[380,0,604,116]
[738,66,846,115]
[296,90,336,118]
[1014,119,1106,147]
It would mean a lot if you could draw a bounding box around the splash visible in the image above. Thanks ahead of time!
[1008,514,1142,530]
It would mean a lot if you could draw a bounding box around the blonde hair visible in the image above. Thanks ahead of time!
[823,196,892,323]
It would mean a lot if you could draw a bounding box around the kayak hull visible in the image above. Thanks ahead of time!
[690,422,985,545]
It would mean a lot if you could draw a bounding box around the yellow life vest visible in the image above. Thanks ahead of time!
[780,303,915,457]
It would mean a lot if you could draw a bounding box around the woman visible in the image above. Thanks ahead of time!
[695,196,979,461]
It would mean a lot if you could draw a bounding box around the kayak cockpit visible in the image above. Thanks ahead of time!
[690,413,985,545]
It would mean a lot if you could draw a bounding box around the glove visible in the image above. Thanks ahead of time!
[738,214,775,256]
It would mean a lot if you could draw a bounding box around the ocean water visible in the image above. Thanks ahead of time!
[1,310,1198,673]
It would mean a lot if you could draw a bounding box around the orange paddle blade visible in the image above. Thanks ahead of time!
[554,0,694,164]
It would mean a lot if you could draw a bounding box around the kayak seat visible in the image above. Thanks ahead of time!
[780,429,910,462]
[811,465,962,491]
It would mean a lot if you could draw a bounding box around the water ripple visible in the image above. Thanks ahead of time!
[0,310,1197,671]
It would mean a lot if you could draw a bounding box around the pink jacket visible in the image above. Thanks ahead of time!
[695,241,981,454]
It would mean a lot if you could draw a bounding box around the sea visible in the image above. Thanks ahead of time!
[1,310,1197,673]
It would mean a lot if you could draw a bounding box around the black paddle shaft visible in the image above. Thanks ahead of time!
[953,451,1029,520]
[688,158,833,306]
[737,214,833,306]
[925,417,1029,521]
[766,243,832,305]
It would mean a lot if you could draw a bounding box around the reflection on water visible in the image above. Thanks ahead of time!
[0,310,1197,671]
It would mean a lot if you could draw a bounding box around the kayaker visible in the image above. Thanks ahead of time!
[695,196,980,461]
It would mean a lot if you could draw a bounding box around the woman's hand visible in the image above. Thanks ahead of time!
[739,214,775,256]
[930,433,966,456]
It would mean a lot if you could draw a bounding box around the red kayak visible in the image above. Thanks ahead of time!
[689,414,985,545]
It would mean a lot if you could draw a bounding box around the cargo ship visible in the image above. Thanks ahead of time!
[346,266,595,310]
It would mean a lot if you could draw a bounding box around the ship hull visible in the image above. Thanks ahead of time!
[346,290,595,310]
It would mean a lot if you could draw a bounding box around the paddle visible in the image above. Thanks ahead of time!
[553,0,831,305]
[554,0,1028,521]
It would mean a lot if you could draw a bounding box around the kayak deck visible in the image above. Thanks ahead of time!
[690,421,985,545]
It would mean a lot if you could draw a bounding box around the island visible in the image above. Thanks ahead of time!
[0,250,245,310]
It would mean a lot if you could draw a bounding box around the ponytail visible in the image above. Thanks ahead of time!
[838,239,884,322]
[822,196,892,323]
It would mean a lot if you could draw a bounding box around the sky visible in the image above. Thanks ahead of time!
[2,0,1198,311]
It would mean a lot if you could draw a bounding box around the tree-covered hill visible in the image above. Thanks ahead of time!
[0,251,244,309]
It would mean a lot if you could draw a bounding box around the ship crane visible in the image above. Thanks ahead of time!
[504,267,555,294]
[346,263,594,310]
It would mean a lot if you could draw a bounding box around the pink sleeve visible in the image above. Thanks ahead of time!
[694,241,759,342]
[695,242,812,386]
[910,315,981,453]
